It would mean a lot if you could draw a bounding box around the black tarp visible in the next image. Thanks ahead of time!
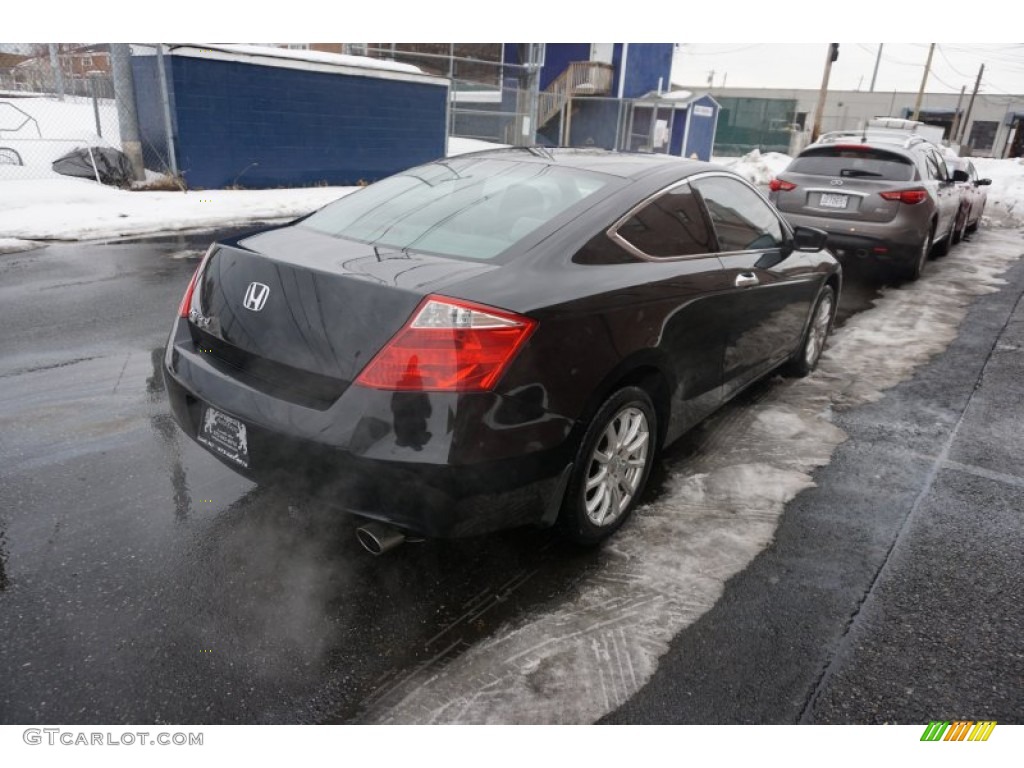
[52,147,133,187]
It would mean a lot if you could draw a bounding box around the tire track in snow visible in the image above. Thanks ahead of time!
[367,230,1024,724]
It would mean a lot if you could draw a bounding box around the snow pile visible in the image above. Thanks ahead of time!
[0,237,43,254]
[182,44,424,75]
[972,157,1024,229]
[0,176,355,242]
[369,230,1024,724]
[715,148,792,186]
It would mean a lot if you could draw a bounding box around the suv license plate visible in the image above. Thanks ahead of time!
[197,406,249,468]
[819,193,849,209]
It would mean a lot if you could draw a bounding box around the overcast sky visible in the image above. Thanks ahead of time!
[671,44,1024,96]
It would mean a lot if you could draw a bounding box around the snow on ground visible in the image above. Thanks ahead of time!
[369,229,1024,724]
[973,157,1024,229]
[0,175,355,242]
[0,95,120,172]
[714,149,793,185]
[447,137,510,156]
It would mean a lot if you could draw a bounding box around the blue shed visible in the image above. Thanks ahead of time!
[631,91,720,161]
[561,90,720,160]
[130,44,449,189]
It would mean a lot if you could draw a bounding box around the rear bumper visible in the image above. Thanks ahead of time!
[163,320,576,538]
[781,212,928,264]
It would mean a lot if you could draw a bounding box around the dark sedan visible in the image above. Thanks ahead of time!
[164,148,841,552]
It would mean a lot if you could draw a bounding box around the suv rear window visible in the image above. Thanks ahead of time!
[789,147,915,181]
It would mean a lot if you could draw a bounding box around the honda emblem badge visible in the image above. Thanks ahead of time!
[243,282,270,312]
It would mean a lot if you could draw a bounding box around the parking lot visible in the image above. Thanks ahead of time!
[1,226,1021,724]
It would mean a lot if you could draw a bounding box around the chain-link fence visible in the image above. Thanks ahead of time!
[1,50,122,182]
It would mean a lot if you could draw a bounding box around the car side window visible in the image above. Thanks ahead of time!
[690,175,784,252]
[614,183,715,258]
[925,152,946,181]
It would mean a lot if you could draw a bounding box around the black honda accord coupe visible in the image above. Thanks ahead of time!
[164,148,840,552]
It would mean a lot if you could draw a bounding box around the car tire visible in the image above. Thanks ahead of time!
[784,285,835,378]
[932,219,954,258]
[902,227,933,282]
[557,386,657,545]
[952,209,967,245]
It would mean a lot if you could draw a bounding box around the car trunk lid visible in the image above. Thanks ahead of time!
[187,224,498,401]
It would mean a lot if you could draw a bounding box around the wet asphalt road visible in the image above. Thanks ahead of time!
[0,227,949,725]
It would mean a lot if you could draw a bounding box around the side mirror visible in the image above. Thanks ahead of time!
[976,178,992,186]
[952,169,970,183]
[792,225,828,252]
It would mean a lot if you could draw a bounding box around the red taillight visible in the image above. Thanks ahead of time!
[880,188,928,205]
[355,295,536,392]
[177,245,216,318]
[769,178,797,192]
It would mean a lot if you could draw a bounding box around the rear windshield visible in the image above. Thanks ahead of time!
[299,157,610,260]
[789,147,915,181]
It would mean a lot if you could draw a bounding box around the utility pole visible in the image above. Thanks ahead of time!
[950,85,966,145]
[869,44,883,92]
[811,43,839,143]
[911,43,935,121]
[707,69,715,88]
[110,44,145,181]
[958,63,985,145]
[155,45,178,176]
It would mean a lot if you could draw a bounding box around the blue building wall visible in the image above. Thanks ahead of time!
[133,53,448,189]
[612,43,674,99]
[682,95,719,161]
[131,55,177,171]
[538,43,591,90]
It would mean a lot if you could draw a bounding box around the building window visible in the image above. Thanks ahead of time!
[967,121,997,152]
[81,56,92,68]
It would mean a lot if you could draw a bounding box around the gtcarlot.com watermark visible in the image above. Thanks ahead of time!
[23,729,203,747]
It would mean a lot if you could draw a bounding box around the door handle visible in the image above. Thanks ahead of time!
[735,272,759,288]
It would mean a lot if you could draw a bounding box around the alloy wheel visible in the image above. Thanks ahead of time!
[583,406,650,527]
[804,293,834,368]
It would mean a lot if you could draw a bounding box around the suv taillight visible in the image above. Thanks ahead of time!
[769,178,797,192]
[177,244,216,318]
[880,188,928,205]
[355,295,536,392]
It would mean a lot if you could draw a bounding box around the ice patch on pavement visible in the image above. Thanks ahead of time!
[369,229,1024,724]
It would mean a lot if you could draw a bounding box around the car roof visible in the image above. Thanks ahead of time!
[810,130,943,155]
[445,147,712,180]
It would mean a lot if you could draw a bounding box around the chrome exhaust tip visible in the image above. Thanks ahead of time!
[355,522,406,556]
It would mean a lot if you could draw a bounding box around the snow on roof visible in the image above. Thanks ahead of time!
[178,44,423,76]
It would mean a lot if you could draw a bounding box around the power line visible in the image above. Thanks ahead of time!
[935,45,972,79]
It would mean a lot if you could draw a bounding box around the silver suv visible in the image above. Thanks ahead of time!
[768,131,961,280]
